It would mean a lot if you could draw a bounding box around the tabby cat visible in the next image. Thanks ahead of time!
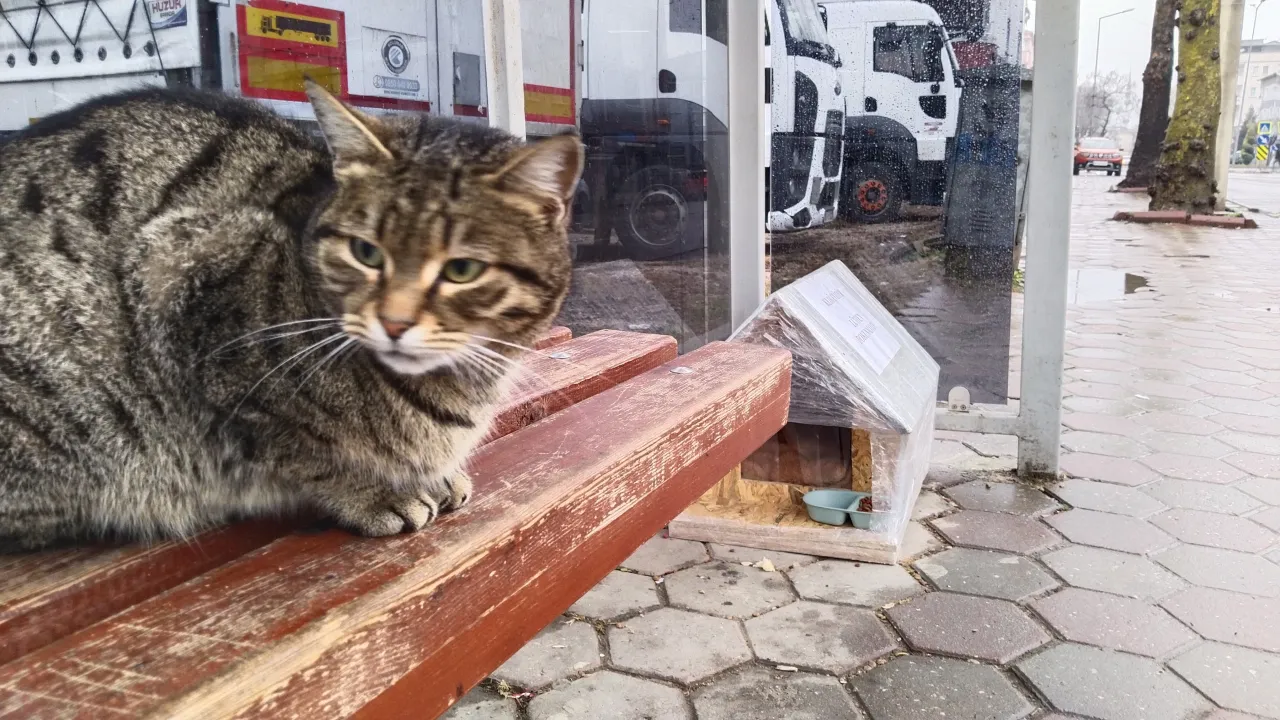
[0,81,583,550]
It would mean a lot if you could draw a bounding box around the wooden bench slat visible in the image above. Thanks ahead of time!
[0,342,791,720]
[531,326,572,349]
[0,329,670,668]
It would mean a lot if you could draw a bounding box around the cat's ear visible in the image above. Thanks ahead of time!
[488,132,585,203]
[305,79,393,169]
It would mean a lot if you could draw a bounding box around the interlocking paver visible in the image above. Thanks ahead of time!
[1154,544,1280,597]
[929,510,1061,554]
[1136,412,1226,435]
[691,666,864,720]
[1050,478,1166,517]
[851,655,1033,720]
[620,535,709,575]
[913,548,1058,601]
[1042,545,1184,600]
[1141,453,1247,484]
[899,521,945,560]
[664,561,795,619]
[1195,382,1273,400]
[1218,430,1280,454]
[1142,431,1235,458]
[1141,479,1263,515]
[1204,396,1280,417]
[910,489,954,521]
[1061,431,1150,458]
[1169,643,1280,719]
[442,687,519,720]
[1238,477,1280,505]
[608,608,750,684]
[1031,587,1196,658]
[1162,586,1280,653]
[959,433,1018,458]
[745,601,899,674]
[707,543,816,570]
[568,570,661,621]
[1212,413,1280,436]
[1226,452,1280,478]
[1252,506,1280,532]
[1062,412,1145,436]
[1150,509,1278,553]
[527,671,690,720]
[492,618,600,690]
[941,480,1061,516]
[1046,509,1175,555]
[1017,643,1211,720]
[788,560,923,608]
[1060,453,1161,486]
[886,592,1050,663]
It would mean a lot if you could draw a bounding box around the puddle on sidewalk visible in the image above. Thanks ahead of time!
[1067,269,1151,305]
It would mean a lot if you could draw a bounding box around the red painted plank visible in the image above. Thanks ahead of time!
[0,331,671,668]
[0,343,791,720]
[532,326,572,349]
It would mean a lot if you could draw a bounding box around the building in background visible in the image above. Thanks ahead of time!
[1260,73,1280,127]
[1237,39,1280,123]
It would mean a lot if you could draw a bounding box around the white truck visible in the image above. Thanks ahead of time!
[819,0,963,223]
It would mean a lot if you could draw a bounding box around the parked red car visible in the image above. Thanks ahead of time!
[1074,136,1124,176]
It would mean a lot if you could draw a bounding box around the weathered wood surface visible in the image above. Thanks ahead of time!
[0,329,672,667]
[0,342,791,720]
[668,506,898,564]
[532,325,572,349]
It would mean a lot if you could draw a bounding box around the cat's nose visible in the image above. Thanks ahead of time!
[379,318,412,340]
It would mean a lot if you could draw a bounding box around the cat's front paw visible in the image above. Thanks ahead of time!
[332,489,442,537]
[441,472,472,512]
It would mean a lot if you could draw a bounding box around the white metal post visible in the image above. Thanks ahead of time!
[727,0,767,330]
[482,0,526,139]
[1218,0,1247,207]
[1017,0,1080,476]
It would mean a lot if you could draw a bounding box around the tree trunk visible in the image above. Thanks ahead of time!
[1149,0,1223,212]
[1118,0,1177,189]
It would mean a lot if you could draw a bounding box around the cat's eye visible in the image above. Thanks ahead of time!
[349,238,385,269]
[442,258,488,284]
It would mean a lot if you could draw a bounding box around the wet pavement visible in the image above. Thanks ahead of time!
[1227,168,1280,217]
[445,176,1280,720]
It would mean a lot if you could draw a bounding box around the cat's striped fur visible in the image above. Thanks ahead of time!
[0,82,583,550]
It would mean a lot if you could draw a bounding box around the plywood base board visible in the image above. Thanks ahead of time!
[668,511,900,565]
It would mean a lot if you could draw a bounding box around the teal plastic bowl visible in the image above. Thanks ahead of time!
[803,490,873,527]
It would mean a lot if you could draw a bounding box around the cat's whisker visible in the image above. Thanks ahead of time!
[212,324,343,358]
[466,333,595,373]
[223,333,347,425]
[206,319,341,359]
[288,338,358,403]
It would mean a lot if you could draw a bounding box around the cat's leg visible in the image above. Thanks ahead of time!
[306,477,449,537]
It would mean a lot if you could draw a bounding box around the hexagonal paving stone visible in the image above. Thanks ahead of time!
[1154,544,1280,597]
[1061,453,1161,486]
[1041,545,1184,601]
[1031,587,1196,658]
[1049,478,1167,518]
[492,618,600,690]
[1214,413,1280,435]
[1061,431,1151,458]
[745,601,899,674]
[1150,509,1278,553]
[851,655,1034,720]
[608,608,750,684]
[568,571,661,621]
[1162,586,1280,653]
[1046,509,1176,555]
[1141,431,1236,459]
[929,510,1062,554]
[664,561,795,619]
[1226,451,1280,478]
[886,592,1049,663]
[527,671,690,720]
[899,521,945,560]
[620,535,709,576]
[1253,506,1280,533]
[1141,453,1247,484]
[1017,643,1211,720]
[707,543,816,570]
[1141,479,1263,515]
[691,665,864,720]
[789,560,924,608]
[911,490,954,521]
[913,548,1058,602]
[941,480,1061,516]
[1063,412,1146,437]
[1169,643,1280,719]
[1218,430,1280,454]
[1238,477,1280,505]
[441,686,518,720]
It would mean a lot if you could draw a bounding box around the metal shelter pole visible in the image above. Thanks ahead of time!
[1017,0,1081,476]
[482,0,526,139]
[727,0,767,331]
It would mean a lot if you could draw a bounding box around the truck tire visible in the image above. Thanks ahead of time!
[614,166,700,261]
[840,162,903,224]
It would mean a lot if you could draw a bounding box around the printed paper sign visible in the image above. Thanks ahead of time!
[798,274,901,375]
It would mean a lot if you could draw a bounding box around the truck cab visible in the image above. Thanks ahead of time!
[819,0,962,223]
[765,0,844,232]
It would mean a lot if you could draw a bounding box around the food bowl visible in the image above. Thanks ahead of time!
[803,489,873,528]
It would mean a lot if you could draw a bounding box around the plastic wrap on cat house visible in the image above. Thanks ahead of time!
[669,261,939,563]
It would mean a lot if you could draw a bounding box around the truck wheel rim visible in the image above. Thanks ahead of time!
[857,180,888,214]
[630,186,686,248]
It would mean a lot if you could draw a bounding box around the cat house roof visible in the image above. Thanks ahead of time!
[731,261,940,434]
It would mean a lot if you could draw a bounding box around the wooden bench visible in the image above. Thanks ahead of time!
[0,329,791,719]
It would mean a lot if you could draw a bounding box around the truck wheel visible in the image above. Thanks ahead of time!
[614,167,699,261]
[1073,165,1081,175]
[840,162,903,224]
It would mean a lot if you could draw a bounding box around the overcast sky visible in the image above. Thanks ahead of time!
[1028,0,1280,81]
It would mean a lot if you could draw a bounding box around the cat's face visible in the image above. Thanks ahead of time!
[305,83,583,376]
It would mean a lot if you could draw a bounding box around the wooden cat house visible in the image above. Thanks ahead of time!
[670,261,939,564]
